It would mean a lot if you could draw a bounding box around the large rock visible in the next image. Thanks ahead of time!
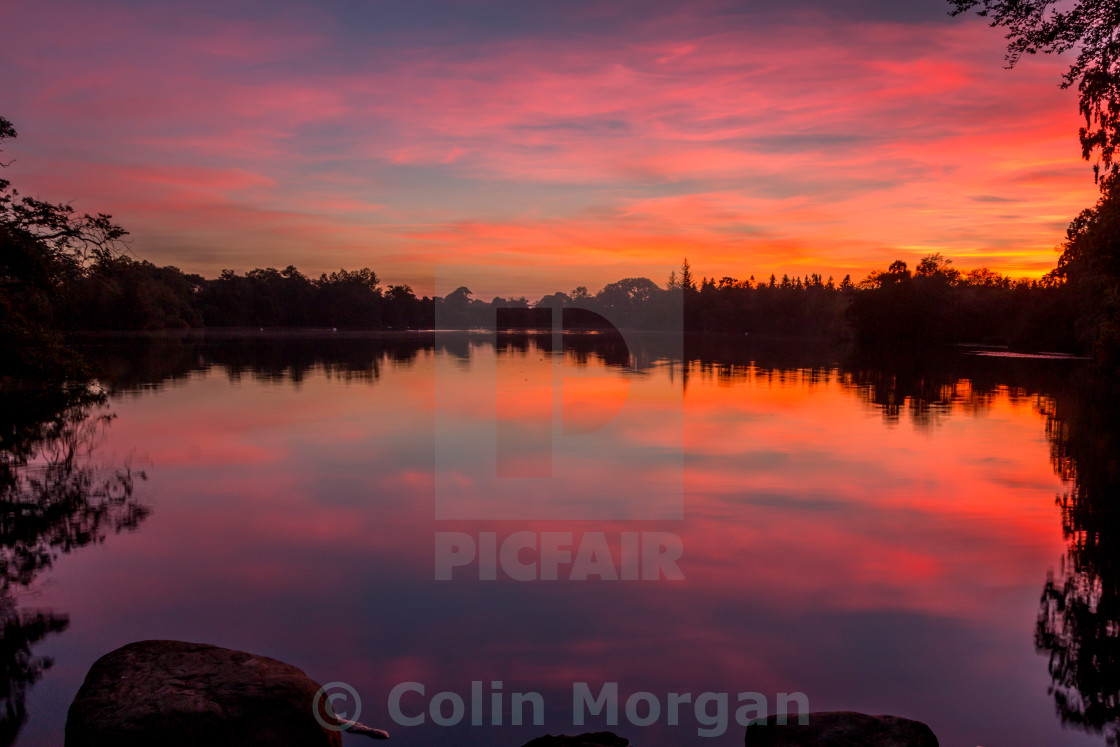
[521,733,628,747]
[744,711,938,746]
[65,640,388,747]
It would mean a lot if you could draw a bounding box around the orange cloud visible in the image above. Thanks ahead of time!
[0,3,1099,296]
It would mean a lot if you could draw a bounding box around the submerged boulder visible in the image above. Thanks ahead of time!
[744,711,938,746]
[521,733,629,747]
[65,640,388,747]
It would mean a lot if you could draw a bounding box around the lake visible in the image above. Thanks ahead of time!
[6,332,1113,746]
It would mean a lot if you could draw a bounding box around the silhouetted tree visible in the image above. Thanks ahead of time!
[0,119,126,271]
[848,253,1078,351]
[951,0,1120,182]
[1050,183,1120,366]
[679,258,695,292]
[0,117,128,374]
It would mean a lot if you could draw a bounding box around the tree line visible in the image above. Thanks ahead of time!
[3,112,1119,368]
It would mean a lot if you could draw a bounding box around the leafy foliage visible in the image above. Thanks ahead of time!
[1050,182,1120,365]
[950,0,1120,182]
[848,252,1078,351]
[0,118,127,270]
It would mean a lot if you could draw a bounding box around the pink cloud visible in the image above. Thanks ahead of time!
[0,3,1101,293]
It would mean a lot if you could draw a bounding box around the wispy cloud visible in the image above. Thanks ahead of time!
[0,0,1098,296]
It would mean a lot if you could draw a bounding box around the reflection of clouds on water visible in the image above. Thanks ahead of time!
[10,334,1105,746]
[0,380,148,746]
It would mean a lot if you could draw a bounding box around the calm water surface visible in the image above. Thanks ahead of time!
[10,333,1111,746]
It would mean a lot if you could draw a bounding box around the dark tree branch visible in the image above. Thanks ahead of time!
[951,0,1120,184]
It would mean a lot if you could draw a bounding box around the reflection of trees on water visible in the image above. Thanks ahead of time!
[60,334,1120,743]
[685,341,1076,430]
[840,348,1073,427]
[78,331,674,394]
[1035,379,1120,744]
[0,378,148,746]
[77,333,487,391]
[80,333,437,391]
[837,346,1120,744]
[0,603,68,747]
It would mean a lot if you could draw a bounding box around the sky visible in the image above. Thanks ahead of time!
[0,0,1103,298]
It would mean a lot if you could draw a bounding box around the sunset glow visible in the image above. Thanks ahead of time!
[29,341,1074,745]
[0,0,1099,297]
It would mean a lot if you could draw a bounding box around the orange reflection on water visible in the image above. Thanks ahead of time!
[23,340,1083,747]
